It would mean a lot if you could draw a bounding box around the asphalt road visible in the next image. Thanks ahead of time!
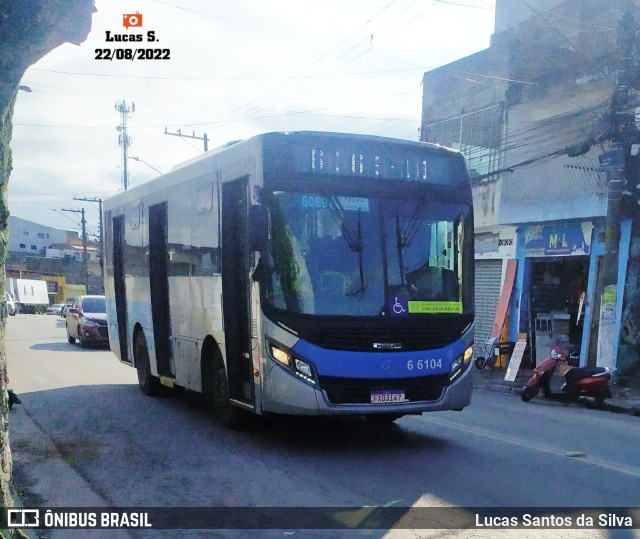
[6,314,640,539]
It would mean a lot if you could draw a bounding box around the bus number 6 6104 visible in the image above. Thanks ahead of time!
[407,358,442,371]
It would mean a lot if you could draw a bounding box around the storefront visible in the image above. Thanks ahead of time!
[509,221,596,367]
[474,227,517,359]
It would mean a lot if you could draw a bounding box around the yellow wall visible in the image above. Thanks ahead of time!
[41,275,66,304]
[63,284,86,302]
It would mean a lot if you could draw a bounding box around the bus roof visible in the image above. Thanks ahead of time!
[105,131,465,208]
[168,131,462,173]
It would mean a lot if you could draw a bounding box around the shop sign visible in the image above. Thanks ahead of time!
[598,146,625,172]
[46,281,58,293]
[475,232,499,254]
[602,284,616,312]
[524,222,592,257]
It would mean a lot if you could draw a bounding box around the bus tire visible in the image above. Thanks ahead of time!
[135,331,161,396]
[209,359,247,430]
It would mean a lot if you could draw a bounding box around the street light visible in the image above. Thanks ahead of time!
[128,155,162,175]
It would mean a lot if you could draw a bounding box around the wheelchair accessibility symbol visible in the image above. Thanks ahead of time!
[389,295,408,316]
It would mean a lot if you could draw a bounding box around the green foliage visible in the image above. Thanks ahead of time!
[0,0,95,525]
[266,194,302,312]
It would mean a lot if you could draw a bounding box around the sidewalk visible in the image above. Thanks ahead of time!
[9,405,136,539]
[473,366,640,416]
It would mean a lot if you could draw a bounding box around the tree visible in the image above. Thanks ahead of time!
[0,0,95,526]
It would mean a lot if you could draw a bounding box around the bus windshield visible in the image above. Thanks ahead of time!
[263,190,471,317]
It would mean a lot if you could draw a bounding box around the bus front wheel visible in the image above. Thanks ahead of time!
[135,332,161,396]
[208,360,247,430]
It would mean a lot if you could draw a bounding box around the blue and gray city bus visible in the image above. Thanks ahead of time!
[103,131,474,427]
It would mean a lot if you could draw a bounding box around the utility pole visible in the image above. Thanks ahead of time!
[62,208,88,292]
[74,196,103,285]
[593,2,638,368]
[164,127,209,152]
[116,100,135,190]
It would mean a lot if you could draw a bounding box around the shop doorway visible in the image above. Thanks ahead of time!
[527,257,589,365]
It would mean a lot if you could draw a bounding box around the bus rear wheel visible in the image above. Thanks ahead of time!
[135,332,161,396]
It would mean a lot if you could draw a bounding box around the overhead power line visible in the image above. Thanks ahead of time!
[29,65,534,83]
[432,0,494,9]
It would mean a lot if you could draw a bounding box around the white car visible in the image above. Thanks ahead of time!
[46,303,64,316]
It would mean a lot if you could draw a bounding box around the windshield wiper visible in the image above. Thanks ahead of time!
[395,209,406,285]
[329,196,366,299]
[395,199,427,286]
[402,197,426,248]
[346,208,367,299]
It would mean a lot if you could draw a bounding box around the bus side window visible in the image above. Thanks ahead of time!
[192,178,221,276]
[196,184,213,214]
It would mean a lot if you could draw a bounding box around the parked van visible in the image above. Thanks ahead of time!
[6,278,49,314]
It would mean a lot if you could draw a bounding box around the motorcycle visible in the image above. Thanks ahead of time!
[521,346,613,408]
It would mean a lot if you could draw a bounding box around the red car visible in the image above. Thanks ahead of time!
[66,295,109,348]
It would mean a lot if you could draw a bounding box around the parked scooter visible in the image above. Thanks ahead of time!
[521,346,614,408]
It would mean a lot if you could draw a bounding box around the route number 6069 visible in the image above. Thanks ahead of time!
[407,358,442,371]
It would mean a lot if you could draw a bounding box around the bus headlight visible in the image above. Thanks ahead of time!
[269,343,291,367]
[267,340,317,386]
[449,346,473,381]
[293,358,316,385]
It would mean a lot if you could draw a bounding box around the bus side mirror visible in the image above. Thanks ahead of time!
[248,205,268,251]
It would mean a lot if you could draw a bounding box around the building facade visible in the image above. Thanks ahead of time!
[8,216,74,255]
[7,216,103,295]
[422,0,640,384]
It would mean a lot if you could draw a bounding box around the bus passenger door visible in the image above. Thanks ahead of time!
[112,214,129,362]
[221,177,253,403]
[149,201,174,377]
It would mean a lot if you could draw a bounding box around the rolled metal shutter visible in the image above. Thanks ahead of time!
[474,259,503,357]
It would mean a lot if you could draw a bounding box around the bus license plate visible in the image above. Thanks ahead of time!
[370,390,405,404]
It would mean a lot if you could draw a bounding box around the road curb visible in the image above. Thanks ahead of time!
[603,401,640,417]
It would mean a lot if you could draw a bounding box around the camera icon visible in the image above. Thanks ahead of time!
[123,11,143,29]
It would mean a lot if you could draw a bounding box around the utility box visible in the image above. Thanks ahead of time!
[534,313,552,365]
[551,311,571,347]
[535,311,571,364]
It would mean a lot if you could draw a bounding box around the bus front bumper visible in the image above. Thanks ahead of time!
[261,360,473,416]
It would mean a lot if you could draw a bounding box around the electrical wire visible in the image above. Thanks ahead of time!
[209,0,406,125]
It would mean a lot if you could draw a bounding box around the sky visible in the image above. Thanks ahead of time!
[10,0,496,240]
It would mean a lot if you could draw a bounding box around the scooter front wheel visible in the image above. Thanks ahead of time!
[584,392,605,409]
[521,385,539,402]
